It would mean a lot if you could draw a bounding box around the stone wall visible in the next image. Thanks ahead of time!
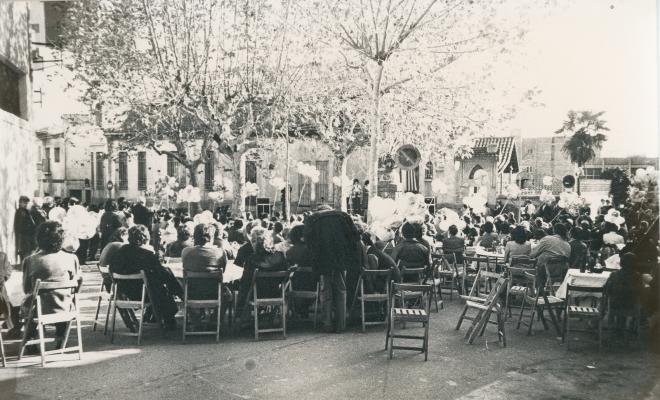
[0,111,38,263]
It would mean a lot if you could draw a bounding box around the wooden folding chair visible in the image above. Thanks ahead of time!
[353,257,391,332]
[516,271,564,336]
[563,284,604,351]
[433,253,461,301]
[458,274,508,346]
[398,261,439,312]
[109,271,160,345]
[505,256,536,319]
[182,270,223,343]
[462,255,490,296]
[252,270,290,340]
[288,266,320,328]
[18,279,83,367]
[385,283,432,361]
[92,265,113,334]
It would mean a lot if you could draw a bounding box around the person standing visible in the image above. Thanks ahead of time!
[14,196,36,262]
[350,179,362,216]
[132,197,152,230]
[362,180,370,219]
[304,205,361,333]
[100,200,123,249]
[29,197,47,229]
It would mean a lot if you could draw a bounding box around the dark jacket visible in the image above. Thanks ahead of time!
[132,203,152,228]
[14,208,36,257]
[100,211,122,247]
[304,210,361,275]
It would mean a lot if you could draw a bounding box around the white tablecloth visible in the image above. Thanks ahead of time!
[5,270,24,306]
[168,261,243,283]
[555,269,611,299]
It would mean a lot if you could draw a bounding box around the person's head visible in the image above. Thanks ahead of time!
[483,221,494,234]
[639,220,649,233]
[463,216,471,225]
[233,219,244,230]
[553,223,568,239]
[193,223,216,246]
[36,221,64,252]
[273,221,283,234]
[128,225,151,246]
[361,231,374,247]
[511,225,527,245]
[364,180,370,186]
[288,225,305,244]
[69,197,79,206]
[18,195,30,208]
[317,204,332,211]
[249,226,268,247]
[177,222,194,242]
[104,199,118,212]
[401,222,416,240]
[353,179,360,185]
[448,225,458,237]
[603,222,619,234]
[534,217,543,228]
[110,227,129,243]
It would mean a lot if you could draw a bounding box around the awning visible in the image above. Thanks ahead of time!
[472,137,519,174]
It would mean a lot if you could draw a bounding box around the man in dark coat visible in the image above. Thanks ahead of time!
[132,198,152,229]
[14,196,36,261]
[29,198,47,229]
[304,205,361,332]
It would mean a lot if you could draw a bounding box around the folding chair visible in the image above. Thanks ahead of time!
[353,256,391,332]
[545,256,569,293]
[398,261,439,312]
[462,256,490,296]
[433,253,461,301]
[457,274,508,346]
[563,284,604,351]
[182,270,223,343]
[516,271,564,336]
[385,283,432,361]
[109,271,160,345]
[288,266,320,328]
[0,315,6,367]
[18,279,83,367]
[92,265,113,334]
[505,256,536,319]
[252,270,290,340]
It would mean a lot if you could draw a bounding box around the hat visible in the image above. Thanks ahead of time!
[604,209,625,227]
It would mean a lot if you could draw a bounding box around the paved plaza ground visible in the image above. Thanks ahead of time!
[1,266,659,400]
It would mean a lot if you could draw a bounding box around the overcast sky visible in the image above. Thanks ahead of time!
[503,0,658,157]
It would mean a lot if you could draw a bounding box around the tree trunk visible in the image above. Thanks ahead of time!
[187,163,198,187]
[284,132,291,219]
[333,155,348,211]
[231,150,245,217]
[367,62,385,223]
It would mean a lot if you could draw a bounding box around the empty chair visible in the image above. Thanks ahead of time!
[252,269,290,340]
[352,255,392,332]
[434,253,461,301]
[109,271,161,345]
[505,257,536,319]
[288,266,320,328]
[462,256,490,297]
[516,271,564,336]
[182,270,224,343]
[19,279,83,367]
[386,283,432,361]
[563,284,605,351]
[456,270,508,346]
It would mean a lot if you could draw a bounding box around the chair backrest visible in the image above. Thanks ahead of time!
[510,255,535,268]
[290,266,318,291]
[98,264,110,276]
[111,271,148,282]
[183,270,223,281]
[463,255,489,271]
[546,256,569,282]
[399,262,426,283]
[29,279,80,317]
[566,283,604,296]
[252,269,290,299]
[366,254,379,270]
[391,282,432,312]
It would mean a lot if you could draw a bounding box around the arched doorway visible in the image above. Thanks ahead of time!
[468,165,489,196]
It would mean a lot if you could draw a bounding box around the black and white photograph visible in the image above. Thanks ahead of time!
[0,0,658,398]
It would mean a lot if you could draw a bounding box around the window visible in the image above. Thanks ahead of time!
[424,161,433,180]
[245,161,257,183]
[118,152,128,190]
[54,147,61,163]
[30,24,40,33]
[315,161,329,203]
[583,167,602,179]
[0,61,21,118]
[95,152,105,190]
[137,152,147,190]
[204,155,215,191]
[167,154,178,178]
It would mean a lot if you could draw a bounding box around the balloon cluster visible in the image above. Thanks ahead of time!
[193,210,216,225]
[504,183,521,200]
[368,192,429,236]
[557,191,586,217]
[431,178,448,195]
[241,182,260,197]
[436,207,466,232]
[462,194,487,215]
[629,166,658,205]
[296,162,320,183]
[178,185,201,203]
[542,176,553,186]
[63,205,98,240]
[539,189,555,205]
[269,176,286,191]
[153,175,179,199]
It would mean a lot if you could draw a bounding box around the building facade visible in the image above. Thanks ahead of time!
[0,2,39,262]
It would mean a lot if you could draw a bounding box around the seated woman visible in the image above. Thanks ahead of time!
[235,227,288,321]
[285,225,315,290]
[476,221,499,249]
[21,221,82,349]
[182,223,227,299]
[390,222,430,269]
[165,222,194,257]
[442,225,465,265]
[605,252,642,332]
[362,232,399,290]
[568,226,588,270]
[110,225,182,330]
[504,225,532,264]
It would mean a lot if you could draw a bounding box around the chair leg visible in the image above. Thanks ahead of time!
[37,323,46,367]
[313,292,319,329]
[424,320,430,361]
[360,296,365,333]
[562,309,568,343]
[283,300,287,339]
[456,305,468,330]
[0,328,6,367]
[137,306,145,346]
[254,302,259,340]
[76,318,83,360]
[110,301,118,344]
[598,318,602,353]
[527,306,536,336]
[103,297,112,335]
[61,321,73,353]
[516,300,527,330]
[93,291,103,332]
[388,316,394,360]
[181,304,187,343]
[566,314,570,350]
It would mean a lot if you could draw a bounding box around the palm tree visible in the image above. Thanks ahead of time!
[555,111,609,194]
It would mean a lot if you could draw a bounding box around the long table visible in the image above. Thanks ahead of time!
[555,269,611,299]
